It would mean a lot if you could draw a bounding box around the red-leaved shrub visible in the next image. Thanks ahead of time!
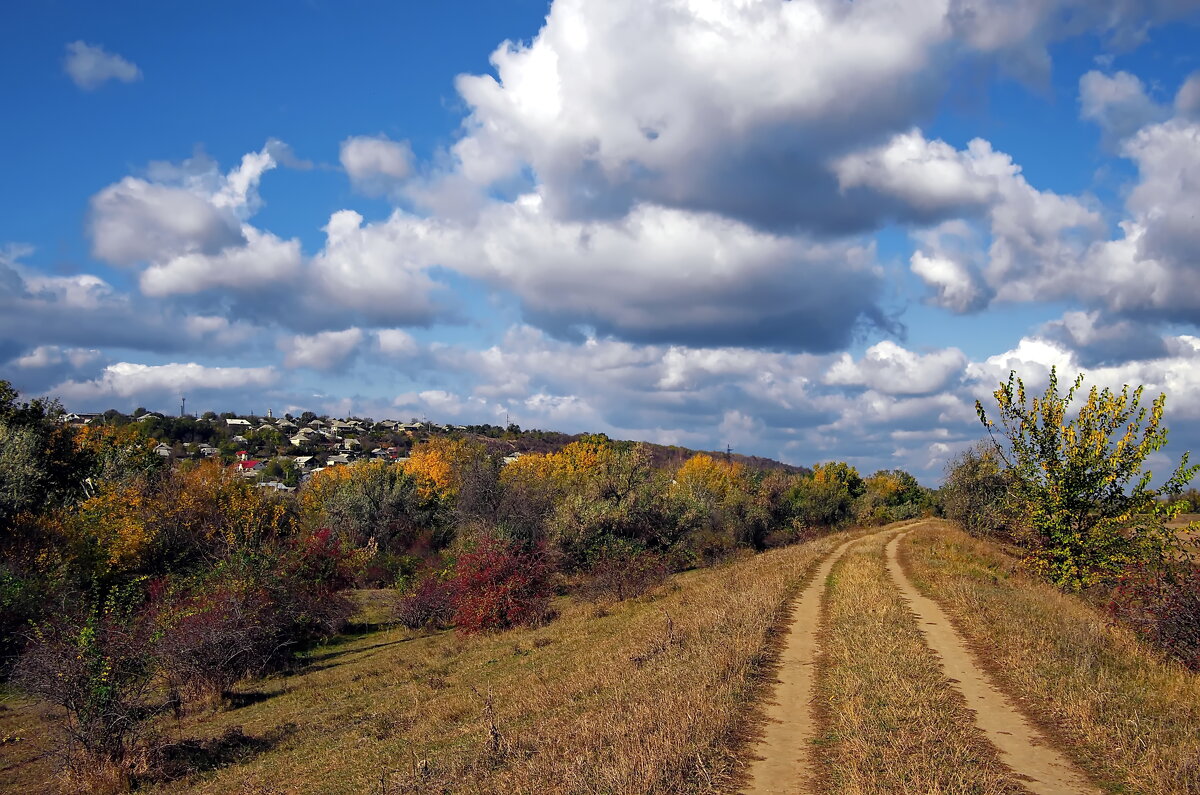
[450,535,555,632]
[285,528,358,591]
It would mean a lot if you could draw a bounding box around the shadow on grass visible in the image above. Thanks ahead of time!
[224,690,283,710]
[303,635,421,667]
[148,722,298,783]
[342,620,397,634]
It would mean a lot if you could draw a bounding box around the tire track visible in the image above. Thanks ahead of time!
[742,523,919,794]
[885,528,1101,795]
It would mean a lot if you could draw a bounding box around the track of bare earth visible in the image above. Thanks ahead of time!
[885,527,1101,795]
[742,522,920,794]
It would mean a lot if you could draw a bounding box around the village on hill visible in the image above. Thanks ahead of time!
[60,409,526,491]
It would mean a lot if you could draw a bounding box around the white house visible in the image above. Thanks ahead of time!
[226,418,252,429]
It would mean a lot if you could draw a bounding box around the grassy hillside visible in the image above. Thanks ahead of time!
[0,532,862,794]
[4,522,1198,794]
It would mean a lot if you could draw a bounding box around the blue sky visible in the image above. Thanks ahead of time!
[3,0,1200,482]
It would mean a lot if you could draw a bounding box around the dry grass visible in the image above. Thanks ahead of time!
[0,690,58,792]
[813,530,1024,795]
[900,522,1200,795]
[0,532,860,794]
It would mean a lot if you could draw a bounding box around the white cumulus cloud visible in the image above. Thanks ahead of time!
[52,362,278,402]
[1079,70,1168,144]
[340,135,413,196]
[279,328,365,371]
[825,341,968,395]
[64,41,141,90]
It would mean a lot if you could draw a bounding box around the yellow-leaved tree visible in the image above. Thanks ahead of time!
[404,437,483,502]
[977,367,1198,589]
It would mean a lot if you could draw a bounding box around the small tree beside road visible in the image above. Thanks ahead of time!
[976,367,1197,590]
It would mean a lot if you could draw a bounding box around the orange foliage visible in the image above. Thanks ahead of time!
[64,459,291,573]
[499,438,616,493]
[164,460,291,551]
[404,437,480,501]
[673,454,745,500]
[864,471,907,504]
[72,481,151,568]
[811,461,863,492]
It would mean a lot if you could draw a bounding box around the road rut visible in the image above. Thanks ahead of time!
[885,529,1101,795]
[740,533,867,794]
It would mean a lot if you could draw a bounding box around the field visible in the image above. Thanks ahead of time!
[1,532,869,794]
[3,521,1198,794]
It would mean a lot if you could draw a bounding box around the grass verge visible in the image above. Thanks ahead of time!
[814,529,1025,795]
[900,521,1200,795]
[1,532,859,794]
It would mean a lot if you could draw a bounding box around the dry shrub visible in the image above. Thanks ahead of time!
[149,582,279,711]
[395,571,455,630]
[1110,561,1200,670]
[577,540,669,603]
[12,590,161,791]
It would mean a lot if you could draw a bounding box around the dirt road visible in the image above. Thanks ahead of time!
[742,522,1100,795]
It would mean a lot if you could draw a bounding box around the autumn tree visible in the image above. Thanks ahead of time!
[404,436,487,503]
[301,459,426,550]
[977,367,1197,589]
[669,454,763,551]
[856,468,926,525]
[788,461,864,529]
[0,381,90,522]
[940,442,1012,538]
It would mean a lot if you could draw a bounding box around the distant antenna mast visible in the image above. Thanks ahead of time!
[180,396,186,417]
[725,444,733,462]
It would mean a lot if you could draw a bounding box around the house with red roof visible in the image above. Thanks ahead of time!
[235,459,264,477]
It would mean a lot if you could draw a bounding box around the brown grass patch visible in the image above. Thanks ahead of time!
[1,532,861,794]
[901,522,1200,795]
[813,530,1025,795]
